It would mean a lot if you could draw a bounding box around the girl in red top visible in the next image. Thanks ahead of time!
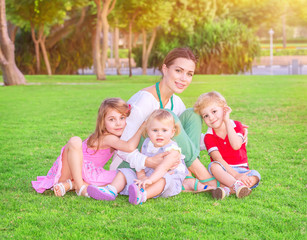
[194,91,261,200]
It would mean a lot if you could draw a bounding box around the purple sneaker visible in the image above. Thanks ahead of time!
[128,184,146,205]
[87,185,117,201]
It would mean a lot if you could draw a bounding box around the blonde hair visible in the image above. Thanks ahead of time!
[87,98,130,152]
[194,91,227,115]
[143,109,180,138]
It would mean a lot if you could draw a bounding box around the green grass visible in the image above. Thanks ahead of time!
[0,75,306,239]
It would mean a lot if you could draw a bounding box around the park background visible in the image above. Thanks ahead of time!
[0,0,306,239]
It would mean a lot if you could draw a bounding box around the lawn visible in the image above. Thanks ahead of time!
[0,75,306,239]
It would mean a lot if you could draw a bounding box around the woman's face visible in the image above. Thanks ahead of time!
[162,57,195,94]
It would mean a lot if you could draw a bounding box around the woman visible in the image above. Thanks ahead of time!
[109,47,218,192]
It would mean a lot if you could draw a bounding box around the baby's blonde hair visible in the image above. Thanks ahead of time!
[143,109,180,138]
[194,91,227,115]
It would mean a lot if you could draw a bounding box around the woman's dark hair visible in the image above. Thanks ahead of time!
[163,47,197,67]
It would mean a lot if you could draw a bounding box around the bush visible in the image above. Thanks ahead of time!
[191,19,260,74]
[143,19,260,74]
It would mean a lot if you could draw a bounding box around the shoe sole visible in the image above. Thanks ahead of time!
[211,187,225,200]
[87,185,115,201]
[236,186,252,198]
[128,184,139,205]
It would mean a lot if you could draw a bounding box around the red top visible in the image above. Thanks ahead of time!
[204,120,249,168]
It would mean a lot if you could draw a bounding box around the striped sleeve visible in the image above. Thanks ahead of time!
[204,133,219,155]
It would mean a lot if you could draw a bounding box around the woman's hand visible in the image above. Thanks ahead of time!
[167,150,181,170]
[145,151,170,168]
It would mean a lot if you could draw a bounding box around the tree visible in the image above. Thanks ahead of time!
[135,0,172,75]
[118,0,141,77]
[226,0,284,28]
[134,0,227,71]
[93,0,116,80]
[0,0,26,86]
[7,0,78,75]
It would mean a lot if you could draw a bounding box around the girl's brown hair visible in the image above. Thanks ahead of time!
[87,98,131,152]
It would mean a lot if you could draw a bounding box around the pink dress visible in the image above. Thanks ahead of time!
[32,138,117,193]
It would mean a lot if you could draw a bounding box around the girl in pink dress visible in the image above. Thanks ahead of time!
[32,98,145,197]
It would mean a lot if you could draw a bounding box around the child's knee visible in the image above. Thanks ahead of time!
[210,162,223,171]
[67,136,82,150]
[249,176,260,189]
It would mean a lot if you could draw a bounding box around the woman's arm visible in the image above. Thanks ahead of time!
[113,93,164,171]
[135,150,180,189]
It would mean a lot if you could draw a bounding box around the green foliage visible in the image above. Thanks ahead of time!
[143,19,260,74]
[6,0,75,32]
[191,20,260,74]
[0,75,306,239]
[14,21,94,74]
[165,0,226,36]
[226,0,284,29]
[285,0,307,26]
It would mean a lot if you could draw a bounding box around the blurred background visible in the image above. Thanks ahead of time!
[4,0,307,77]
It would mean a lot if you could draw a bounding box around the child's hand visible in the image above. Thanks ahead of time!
[134,178,152,189]
[235,171,252,186]
[243,176,256,188]
[137,175,147,181]
[223,105,232,122]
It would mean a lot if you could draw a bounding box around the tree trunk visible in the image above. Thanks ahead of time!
[31,25,41,74]
[0,0,26,86]
[142,28,156,75]
[94,0,116,80]
[132,32,139,47]
[142,29,147,75]
[113,26,121,75]
[100,5,109,80]
[128,21,132,77]
[91,27,97,74]
[94,2,103,80]
[282,14,287,48]
[40,35,52,75]
[7,21,17,43]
